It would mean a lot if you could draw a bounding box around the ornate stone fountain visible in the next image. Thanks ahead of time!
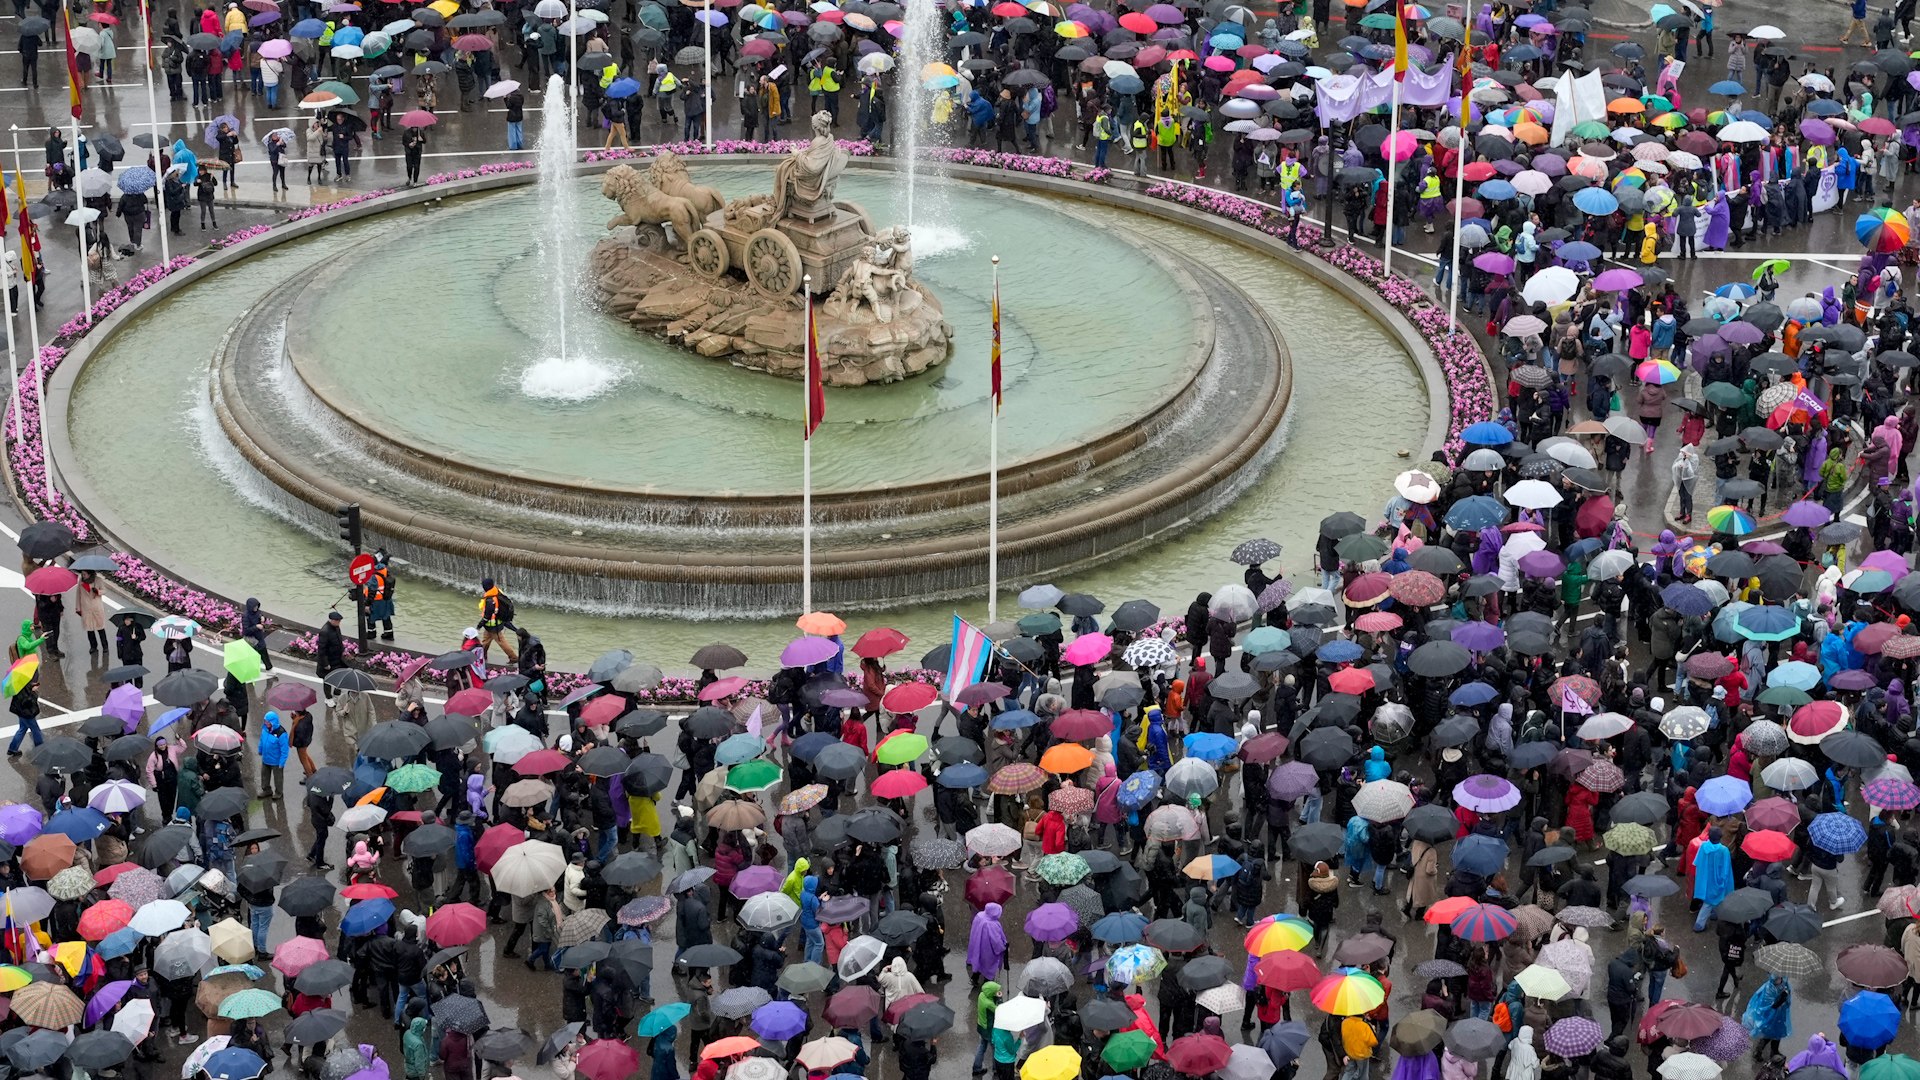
[588,112,954,386]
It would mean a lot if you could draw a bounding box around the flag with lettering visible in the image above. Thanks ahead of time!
[804,292,825,440]
[62,6,81,120]
[1392,0,1409,81]
[942,614,992,703]
[990,272,1002,412]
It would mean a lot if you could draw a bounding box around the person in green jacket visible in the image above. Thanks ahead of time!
[972,981,1001,1073]
[175,756,205,819]
[1820,447,1850,517]
[990,1025,1022,1080]
[1556,560,1589,640]
[12,619,43,663]
[403,1015,432,1080]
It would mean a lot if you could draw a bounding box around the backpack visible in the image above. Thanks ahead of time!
[1490,1001,1514,1033]
[495,592,516,625]
[1039,83,1056,118]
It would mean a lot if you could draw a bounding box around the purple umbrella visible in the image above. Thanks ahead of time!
[751,1000,809,1041]
[85,980,136,1028]
[1717,321,1764,346]
[818,895,871,924]
[249,10,279,24]
[1453,774,1521,813]
[728,865,785,898]
[1518,550,1566,578]
[1024,902,1079,942]
[1800,118,1837,144]
[1143,3,1183,22]
[1492,159,1525,176]
[1691,1016,1750,1063]
[1593,268,1645,291]
[781,636,841,667]
[1267,761,1319,801]
[1543,1017,1604,1057]
[0,804,45,846]
[102,684,144,731]
[1832,669,1877,691]
[1781,501,1834,527]
[1451,622,1506,653]
[1472,252,1515,274]
[1532,153,1568,176]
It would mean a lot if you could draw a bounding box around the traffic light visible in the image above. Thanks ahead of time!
[335,503,362,553]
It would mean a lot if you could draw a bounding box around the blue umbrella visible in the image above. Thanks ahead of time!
[1572,187,1619,215]
[116,166,156,194]
[1735,606,1800,642]
[714,733,763,765]
[1809,812,1867,854]
[1557,240,1601,262]
[935,762,988,788]
[204,114,241,149]
[1315,640,1364,664]
[1736,110,1773,128]
[605,77,641,99]
[1116,769,1161,809]
[1452,834,1507,876]
[1659,582,1716,617]
[1695,774,1753,816]
[1182,733,1237,762]
[205,1048,268,1080]
[1839,991,1900,1049]
[150,706,190,735]
[1806,98,1844,117]
[1708,80,1746,96]
[1110,74,1144,94]
[635,1003,690,1038]
[1449,682,1499,707]
[751,1000,808,1041]
[98,926,144,960]
[1768,661,1823,691]
[1564,537,1605,564]
[1261,1022,1311,1067]
[1444,494,1506,530]
[1714,282,1757,299]
[44,807,112,841]
[1090,911,1148,943]
[340,897,395,936]
[1459,421,1514,445]
[990,708,1043,730]
[331,25,365,46]
[1208,32,1243,48]
[291,17,326,36]
[221,28,245,50]
[1211,20,1245,38]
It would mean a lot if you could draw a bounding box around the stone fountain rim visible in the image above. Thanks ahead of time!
[271,174,1217,508]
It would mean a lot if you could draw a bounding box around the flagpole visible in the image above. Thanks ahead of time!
[802,272,813,614]
[1383,77,1402,275]
[13,130,47,496]
[140,0,168,265]
[1447,32,1471,333]
[702,0,713,148]
[0,186,16,445]
[988,254,999,625]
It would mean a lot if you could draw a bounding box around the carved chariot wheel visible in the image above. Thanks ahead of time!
[744,228,804,298]
[687,228,729,279]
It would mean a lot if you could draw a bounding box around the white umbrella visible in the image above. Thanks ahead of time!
[331,43,363,58]
[1463,448,1506,470]
[1603,414,1647,444]
[1522,266,1580,305]
[113,999,155,1045]
[1459,223,1490,249]
[484,79,521,99]
[66,206,102,226]
[1395,469,1443,504]
[180,1036,231,1080]
[1513,963,1571,1000]
[1659,1053,1724,1080]
[491,840,567,896]
[965,823,1021,857]
[76,169,115,198]
[1760,757,1818,790]
[1102,60,1134,79]
[1220,98,1262,119]
[1576,712,1634,740]
[68,25,102,54]
[992,994,1048,1031]
[532,0,566,14]
[1745,23,1784,38]
[1223,119,1259,133]
[1353,779,1415,822]
[1504,479,1563,509]
[154,928,214,980]
[1542,440,1597,468]
[1164,758,1220,800]
[1209,584,1257,622]
[88,779,147,814]
[1511,169,1552,196]
[1586,549,1635,579]
[739,892,799,931]
[339,804,387,832]
[1717,120,1769,142]
[130,899,193,937]
[483,725,542,764]
[1668,150,1703,170]
[1222,1043,1274,1080]
[1288,586,1337,611]
[1659,706,1710,741]
[1502,314,1547,337]
[837,935,886,980]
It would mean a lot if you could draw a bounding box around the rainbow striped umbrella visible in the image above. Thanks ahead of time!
[1244,915,1315,956]
[1449,903,1520,942]
[1310,969,1386,1015]
[1859,207,1911,253]
[1636,359,1681,385]
[1705,505,1757,535]
[1652,111,1689,129]
[3,654,37,697]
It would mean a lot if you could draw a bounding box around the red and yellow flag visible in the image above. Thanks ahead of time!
[1392,0,1409,81]
[16,168,37,283]
[61,6,81,119]
[803,293,824,440]
[990,271,1002,413]
[1456,47,1473,129]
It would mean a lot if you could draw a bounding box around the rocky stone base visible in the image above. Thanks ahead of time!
[589,233,953,386]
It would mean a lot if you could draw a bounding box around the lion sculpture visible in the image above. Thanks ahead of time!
[600,164,701,250]
[647,151,724,222]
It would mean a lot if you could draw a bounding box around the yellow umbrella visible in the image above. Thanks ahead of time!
[919,61,956,80]
[53,940,88,977]
[1021,1047,1082,1080]
[428,0,458,16]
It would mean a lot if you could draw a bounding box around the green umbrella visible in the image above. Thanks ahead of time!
[217,988,286,1020]
[1570,120,1610,139]
[1017,613,1062,636]
[1102,1031,1156,1071]
[1703,382,1748,409]
[1602,823,1655,856]
[1034,852,1090,886]
[725,759,783,793]
[386,763,443,793]
[875,734,929,766]
[1243,627,1290,655]
[1864,1056,1920,1080]
[1336,533,1390,563]
[222,640,263,683]
[1755,685,1812,707]
[312,79,360,104]
[1359,11,1396,28]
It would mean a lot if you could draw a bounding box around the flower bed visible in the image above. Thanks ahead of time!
[8,146,1490,689]
[1140,182,1493,451]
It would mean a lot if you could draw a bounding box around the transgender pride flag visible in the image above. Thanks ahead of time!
[943,615,992,703]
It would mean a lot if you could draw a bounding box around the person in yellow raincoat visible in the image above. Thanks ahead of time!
[627,785,661,847]
[1640,221,1661,265]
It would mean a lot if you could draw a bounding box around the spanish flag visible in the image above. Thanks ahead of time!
[1392,0,1409,81]
[16,168,37,283]
[990,270,1002,413]
[1456,48,1473,130]
[803,292,824,440]
[61,6,81,119]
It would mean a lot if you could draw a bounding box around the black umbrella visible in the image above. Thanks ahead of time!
[474,1029,536,1063]
[1407,640,1470,677]
[555,942,612,970]
[9,1030,69,1072]
[198,787,251,821]
[1624,874,1679,898]
[361,720,432,759]
[294,959,355,995]
[1823,730,1886,767]
[586,649,634,683]
[232,827,281,847]
[1427,715,1479,749]
[1764,902,1822,943]
[1001,638,1044,664]
[1296,728,1354,769]
[677,943,742,967]
[685,706,736,739]
[18,15,48,33]
[76,713,124,738]
[17,521,75,559]
[237,853,288,893]
[896,1002,955,1039]
[426,946,467,972]
[846,808,902,844]
[1290,822,1346,863]
[1081,998,1134,1032]
[691,643,748,670]
[109,609,156,631]
[432,996,490,1034]
[1176,954,1231,990]
[402,824,456,857]
[813,743,866,781]
[137,823,196,867]
[1510,741,1559,769]
[623,753,672,794]
[1058,593,1104,616]
[287,1010,350,1046]
[279,875,337,916]
[616,710,669,738]
[1445,1018,1506,1061]
[1610,791,1667,825]
[1208,672,1259,700]
[64,1032,132,1071]
[102,663,149,683]
[920,644,952,671]
[1527,845,1576,867]
[308,765,355,796]
[1404,804,1457,844]
[602,850,661,887]
[1103,684,1145,711]
[1110,599,1161,632]
[325,668,377,692]
[577,746,630,778]
[539,1023,585,1065]
[426,715,478,750]
[154,668,219,707]
[1714,887,1775,923]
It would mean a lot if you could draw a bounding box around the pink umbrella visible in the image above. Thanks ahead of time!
[444,688,493,716]
[1383,129,1420,162]
[1062,633,1113,666]
[453,33,491,51]
[258,38,292,57]
[271,936,329,977]
[1592,268,1644,291]
[1202,54,1235,72]
[699,676,749,701]
[399,110,437,128]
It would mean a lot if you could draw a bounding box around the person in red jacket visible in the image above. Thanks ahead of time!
[1036,809,1067,856]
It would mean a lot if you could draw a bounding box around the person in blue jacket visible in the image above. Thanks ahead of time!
[1145,706,1171,774]
[1362,746,1391,782]
[256,710,289,798]
[1692,826,1734,932]
[447,810,481,904]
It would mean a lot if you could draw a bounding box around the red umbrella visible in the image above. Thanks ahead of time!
[474,823,526,874]
[1741,829,1797,863]
[1255,950,1321,991]
[824,986,883,1028]
[884,991,940,1024]
[444,688,492,717]
[340,882,399,900]
[576,1040,640,1080]
[1051,709,1111,741]
[1654,1002,1725,1041]
[1574,495,1615,537]
[424,902,488,946]
[871,770,927,799]
[881,682,937,713]
[851,628,909,658]
[453,33,491,50]
[76,900,134,940]
[1328,668,1375,695]
[399,109,437,128]
[24,566,77,596]
[514,748,571,775]
[92,862,142,886]
[578,695,626,726]
[1168,1034,1232,1076]
[964,866,1016,909]
[1118,10,1156,31]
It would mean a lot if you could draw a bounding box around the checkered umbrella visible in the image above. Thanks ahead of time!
[1865,778,1920,811]
[556,910,610,948]
[1576,762,1626,793]
[1810,812,1868,854]
[1543,1018,1604,1057]
[1755,943,1822,979]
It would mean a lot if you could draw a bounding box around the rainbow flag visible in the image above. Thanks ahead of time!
[989,273,1002,412]
[942,614,992,702]
[804,292,825,440]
